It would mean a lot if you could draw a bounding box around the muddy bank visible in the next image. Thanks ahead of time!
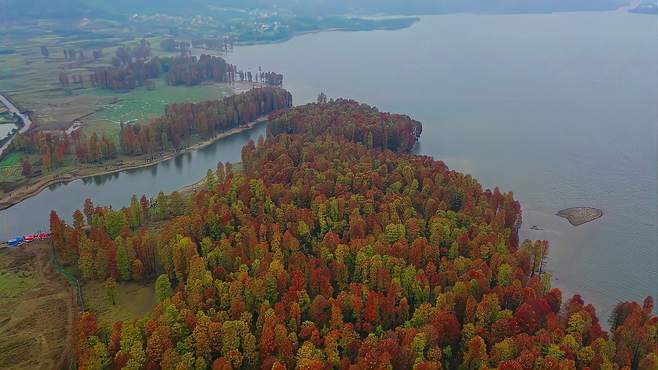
[556,207,603,226]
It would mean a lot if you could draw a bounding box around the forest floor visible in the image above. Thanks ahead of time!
[0,241,76,369]
[83,279,156,327]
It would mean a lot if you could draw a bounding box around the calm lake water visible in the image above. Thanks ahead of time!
[1,10,656,317]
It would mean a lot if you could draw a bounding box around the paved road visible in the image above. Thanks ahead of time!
[0,93,32,157]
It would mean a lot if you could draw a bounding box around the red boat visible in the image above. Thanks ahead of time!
[24,234,37,243]
[38,233,50,240]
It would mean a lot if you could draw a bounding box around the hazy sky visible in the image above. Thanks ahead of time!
[1,0,627,19]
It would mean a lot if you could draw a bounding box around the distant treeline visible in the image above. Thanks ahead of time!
[59,41,160,91]
[165,55,233,86]
[268,98,422,152]
[86,57,162,91]
[162,54,283,87]
[119,87,292,154]
[10,130,118,170]
[58,40,283,91]
[191,37,234,52]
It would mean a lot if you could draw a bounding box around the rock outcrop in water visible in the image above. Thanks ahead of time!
[556,207,603,226]
[629,2,658,14]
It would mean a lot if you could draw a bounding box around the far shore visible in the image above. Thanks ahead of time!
[0,118,267,211]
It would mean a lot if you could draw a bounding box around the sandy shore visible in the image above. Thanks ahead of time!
[0,118,267,211]
[556,207,604,226]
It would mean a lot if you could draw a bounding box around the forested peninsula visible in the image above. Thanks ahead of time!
[46,98,656,369]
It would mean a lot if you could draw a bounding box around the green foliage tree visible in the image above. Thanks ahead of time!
[104,209,128,238]
[155,274,172,302]
[117,243,131,281]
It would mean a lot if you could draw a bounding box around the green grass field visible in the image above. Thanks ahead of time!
[86,78,232,140]
[0,260,38,318]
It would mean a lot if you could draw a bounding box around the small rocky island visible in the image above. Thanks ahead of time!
[556,207,603,226]
[629,2,658,15]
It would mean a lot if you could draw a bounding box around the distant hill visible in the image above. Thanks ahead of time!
[1,0,627,19]
[629,2,658,14]
[78,0,210,16]
[0,0,94,19]
[254,0,628,15]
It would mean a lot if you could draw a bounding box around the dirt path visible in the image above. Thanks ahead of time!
[0,242,76,369]
[34,242,76,369]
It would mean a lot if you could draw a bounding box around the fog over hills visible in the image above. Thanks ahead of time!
[0,0,627,19]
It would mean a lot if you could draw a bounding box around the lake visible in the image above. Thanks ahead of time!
[0,123,16,140]
[0,123,266,237]
[1,10,656,317]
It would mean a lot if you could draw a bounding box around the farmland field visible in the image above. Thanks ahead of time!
[0,152,22,168]
[0,28,235,143]
[0,152,24,181]
[0,25,179,133]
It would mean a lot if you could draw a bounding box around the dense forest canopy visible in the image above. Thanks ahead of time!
[120,87,292,154]
[267,99,422,153]
[47,99,656,369]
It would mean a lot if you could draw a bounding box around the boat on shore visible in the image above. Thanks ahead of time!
[5,232,49,248]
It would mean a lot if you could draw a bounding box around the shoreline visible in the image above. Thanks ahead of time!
[0,118,268,211]
[192,19,420,52]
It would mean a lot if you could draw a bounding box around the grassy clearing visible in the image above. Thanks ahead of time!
[86,78,233,140]
[83,279,156,326]
[146,37,182,58]
[0,269,36,300]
